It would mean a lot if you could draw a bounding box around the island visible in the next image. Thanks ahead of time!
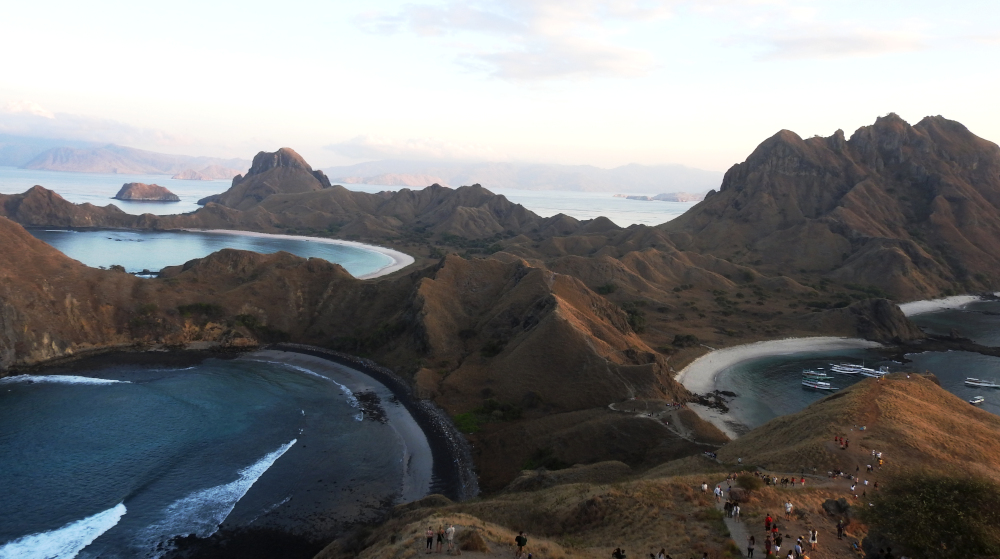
[112,182,180,202]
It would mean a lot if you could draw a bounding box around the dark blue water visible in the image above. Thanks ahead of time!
[0,358,416,558]
[27,228,393,277]
[717,303,1000,430]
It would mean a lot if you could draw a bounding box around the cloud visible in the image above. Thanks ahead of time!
[759,28,925,60]
[4,100,55,119]
[0,101,186,147]
[325,135,506,161]
[358,0,674,80]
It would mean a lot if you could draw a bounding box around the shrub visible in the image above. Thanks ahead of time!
[453,412,482,434]
[597,282,618,295]
[861,473,1000,558]
[736,474,763,492]
[177,303,224,320]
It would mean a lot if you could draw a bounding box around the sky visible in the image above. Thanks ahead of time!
[1,0,998,171]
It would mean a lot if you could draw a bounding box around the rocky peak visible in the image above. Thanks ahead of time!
[233,147,332,190]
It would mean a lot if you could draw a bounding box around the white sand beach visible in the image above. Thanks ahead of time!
[898,295,984,316]
[243,350,433,502]
[675,337,883,437]
[185,229,415,279]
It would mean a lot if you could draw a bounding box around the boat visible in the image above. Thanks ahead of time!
[970,396,986,405]
[830,363,887,377]
[802,369,834,380]
[802,379,839,391]
[965,378,1000,388]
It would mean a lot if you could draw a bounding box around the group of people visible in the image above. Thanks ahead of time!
[834,435,850,449]
[747,530,818,558]
[424,525,456,554]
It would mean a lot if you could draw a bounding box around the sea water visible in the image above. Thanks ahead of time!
[0,167,698,228]
[26,228,393,277]
[0,358,424,558]
[714,303,1000,431]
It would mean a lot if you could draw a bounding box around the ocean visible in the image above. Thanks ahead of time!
[0,167,698,228]
[26,228,394,277]
[713,302,1000,431]
[0,355,431,559]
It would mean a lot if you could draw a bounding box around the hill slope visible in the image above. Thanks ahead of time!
[662,114,1000,300]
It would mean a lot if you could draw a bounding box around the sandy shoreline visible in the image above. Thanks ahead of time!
[184,229,415,279]
[898,294,986,316]
[675,337,882,437]
[244,350,432,502]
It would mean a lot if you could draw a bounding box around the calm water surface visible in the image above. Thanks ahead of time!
[716,303,1000,430]
[27,229,393,277]
[0,167,699,227]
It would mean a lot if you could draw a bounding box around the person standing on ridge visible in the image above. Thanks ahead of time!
[446,524,455,553]
[514,531,528,558]
[746,535,755,558]
[425,526,435,554]
[784,499,793,520]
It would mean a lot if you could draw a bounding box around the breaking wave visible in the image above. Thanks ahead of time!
[0,503,126,559]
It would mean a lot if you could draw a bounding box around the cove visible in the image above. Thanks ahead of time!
[26,228,413,279]
[0,351,434,559]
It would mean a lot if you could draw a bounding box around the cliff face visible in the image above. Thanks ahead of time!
[113,182,180,201]
[662,114,1000,300]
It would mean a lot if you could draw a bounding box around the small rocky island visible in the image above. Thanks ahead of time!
[113,182,180,202]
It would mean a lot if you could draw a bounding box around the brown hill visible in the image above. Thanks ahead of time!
[718,373,1000,482]
[199,148,334,210]
[662,114,1000,300]
[113,182,180,201]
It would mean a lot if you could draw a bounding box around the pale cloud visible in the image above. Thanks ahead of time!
[359,0,676,80]
[759,28,925,60]
[3,100,55,119]
[0,102,186,147]
[325,135,506,161]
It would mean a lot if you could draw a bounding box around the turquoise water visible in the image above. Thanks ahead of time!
[0,167,698,228]
[0,358,416,558]
[27,228,393,277]
[716,304,1000,430]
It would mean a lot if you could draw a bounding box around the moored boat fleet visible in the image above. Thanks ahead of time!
[799,363,994,406]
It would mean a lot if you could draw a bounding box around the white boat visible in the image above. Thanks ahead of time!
[802,369,834,380]
[830,363,887,377]
[965,378,1000,388]
[802,379,839,391]
[970,396,986,405]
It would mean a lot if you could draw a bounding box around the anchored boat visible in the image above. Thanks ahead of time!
[970,396,986,405]
[802,379,839,391]
[965,378,1000,388]
[802,369,834,380]
[830,363,887,378]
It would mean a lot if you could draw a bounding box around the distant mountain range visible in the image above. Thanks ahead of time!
[323,160,722,194]
[0,134,249,176]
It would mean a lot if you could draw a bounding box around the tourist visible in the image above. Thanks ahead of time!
[611,547,626,559]
[426,526,435,554]
[656,547,667,559]
[785,499,793,520]
[437,525,445,553]
[764,535,772,556]
[774,533,782,554]
[836,519,845,540]
[794,538,803,557]
[809,529,818,550]
[446,524,456,553]
[515,531,528,558]
[701,482,708,492]
[715,485,723,501]
[765,514,772,531]
[724,501,733,517]
[733,503,741,522]
[746,535,756,558]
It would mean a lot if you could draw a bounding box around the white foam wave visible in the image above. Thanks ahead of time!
[0,503,126,559]
[253,360,361,415]
[138,439,296,556]
[44,229,77,233]
[0,375,129,386]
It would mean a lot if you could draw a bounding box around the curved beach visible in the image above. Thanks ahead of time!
[898,294,984,316]
[675,337,883,438]
[185,229,415,279]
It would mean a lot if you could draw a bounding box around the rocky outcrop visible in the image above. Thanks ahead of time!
[661,114,1000,300]
[204,148,333,211]
[113,182,180,201]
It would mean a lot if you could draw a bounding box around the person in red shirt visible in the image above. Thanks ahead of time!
[765,514,772,531]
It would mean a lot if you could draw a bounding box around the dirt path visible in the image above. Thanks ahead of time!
[712,480,752,556]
